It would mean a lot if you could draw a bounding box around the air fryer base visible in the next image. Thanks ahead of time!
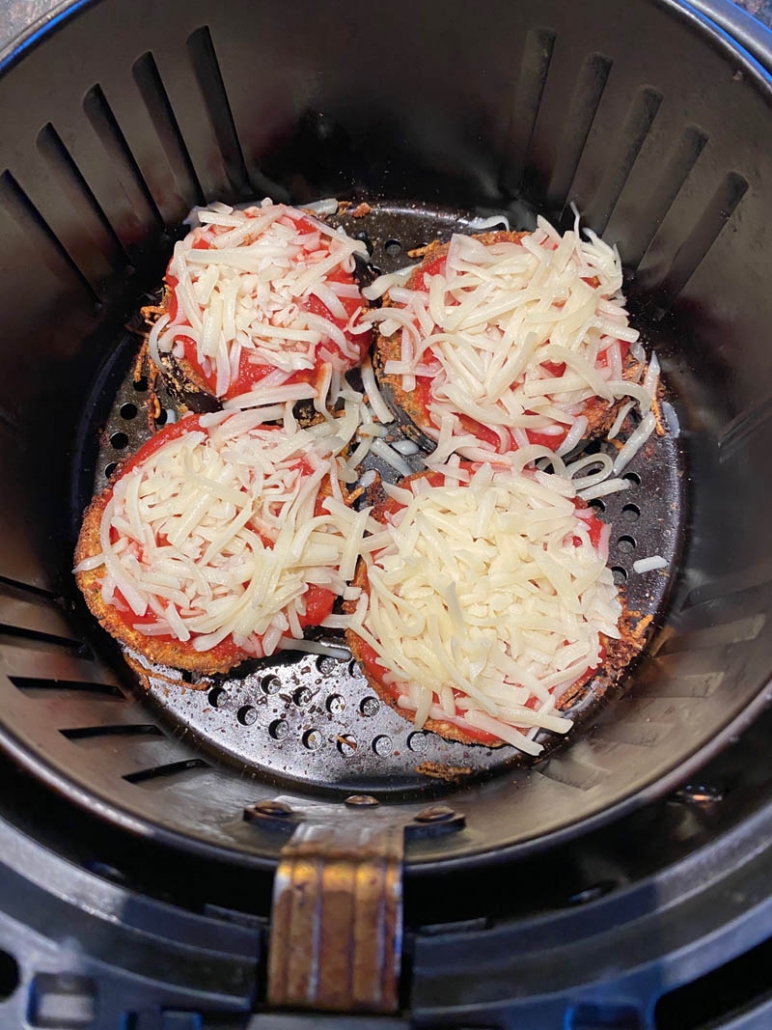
[3,705,772,1028]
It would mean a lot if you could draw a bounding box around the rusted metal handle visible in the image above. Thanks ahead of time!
[267,821,403,1012]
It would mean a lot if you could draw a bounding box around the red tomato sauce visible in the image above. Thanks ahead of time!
[164,215,370,401]
[355,471,607,746]
[106,415,336,653]
[405,253,629,454]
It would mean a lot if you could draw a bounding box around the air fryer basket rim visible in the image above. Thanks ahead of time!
[5,653,772,878]
[1,0,772,875]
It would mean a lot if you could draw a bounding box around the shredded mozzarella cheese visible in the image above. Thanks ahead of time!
[371,218,648,459]
[349,465,622,752]
[155,200,369,400]
[80,415,361,658]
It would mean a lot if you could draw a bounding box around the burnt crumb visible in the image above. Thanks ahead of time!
[415,762,473,781]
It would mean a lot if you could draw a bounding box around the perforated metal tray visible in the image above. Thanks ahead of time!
[78,200,686,797]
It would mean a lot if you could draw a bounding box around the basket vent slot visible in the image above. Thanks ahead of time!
[719,394,772,464]
[0,171,94,299]
[650,170,748,313]
[83,84,162,229]
[658,614,765,656]
[123,757,210,786]
[501,26,556,194]
[623,125,708,268]
[0,624,84,652]
[0,575,57,601]
[132,52,203,207]
[547,52,612,212]
[9,675,122,698]
[36,121,127,280]
[187,26,250,195]
[586,86,662,235]
[61,723,162,741]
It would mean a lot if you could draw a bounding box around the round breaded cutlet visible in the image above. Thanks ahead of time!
[75,476,254,676]
[372,230,643,452]
[76,418,351,678]
[344,469,645,749]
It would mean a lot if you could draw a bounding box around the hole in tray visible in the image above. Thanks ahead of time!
[385,238,402,256]
[617,535,636,554]
[327,693,345,715]
[155,409,168,426]
[354,230,373,254]
[261,674,281,695]
[621,503,641,522]
[133,376,148,392]
[269,719,288,740]
[110,431,128,450]
[302,729,322,750]
[104,462,117,479]
[0,950,19,1000]
[587,498,606,514]
[337,734,357,755]
[408,731,428,753]
[623,471,641,487]
[316,654,338,676]
[238,705,257,726]
[293,686,313,707]
[120,402,138,420]
[208,686,228,709]
[360,696,380,717]
[372,734,393,757]
[612,566,627,585]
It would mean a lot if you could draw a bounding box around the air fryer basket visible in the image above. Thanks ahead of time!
[1,0,772,988]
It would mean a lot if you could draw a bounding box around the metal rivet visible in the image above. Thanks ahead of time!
[345,795,379,807]
[414,805,456,823]
[253,800,293,817]
[675,783,723,805]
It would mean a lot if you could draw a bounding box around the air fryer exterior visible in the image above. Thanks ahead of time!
[0,0,772,1026]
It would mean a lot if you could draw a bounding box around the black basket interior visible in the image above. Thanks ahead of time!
[0,0,770,872]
